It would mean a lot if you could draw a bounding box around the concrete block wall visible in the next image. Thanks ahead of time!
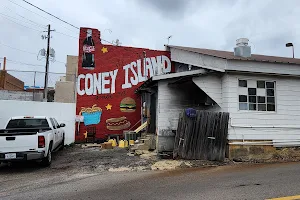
[66,55,78,82]
[0,90,43,101]
[54,81,75,103]
[229,143,276,160]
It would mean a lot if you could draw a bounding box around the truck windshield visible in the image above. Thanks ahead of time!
[6,119,50,129]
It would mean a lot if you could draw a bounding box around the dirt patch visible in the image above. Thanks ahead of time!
[151,160,183,170]
[0,145,235,176]
[51,145,154,173]
[231,147,300,163]
[49,145,237,173]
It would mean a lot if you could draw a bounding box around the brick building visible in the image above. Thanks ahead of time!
[0,70,24,91]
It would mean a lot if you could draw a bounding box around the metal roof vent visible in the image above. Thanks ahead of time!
[234,38,251,58]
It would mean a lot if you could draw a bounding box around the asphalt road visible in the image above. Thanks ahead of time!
[1,162,300,200]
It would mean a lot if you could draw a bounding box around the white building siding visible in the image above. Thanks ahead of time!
[225,73,300,143]
[157,79,219,135]
[227,60,300,76]
[170,48,226,72]
[192,75,222,106]
[157,81,192,132]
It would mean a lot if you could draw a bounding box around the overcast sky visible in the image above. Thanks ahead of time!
[0,0,299,86]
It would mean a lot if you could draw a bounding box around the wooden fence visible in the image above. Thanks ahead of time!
[173,110,229,161]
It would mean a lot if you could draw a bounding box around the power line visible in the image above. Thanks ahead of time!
[0,11,44,29]
[5,1,116,45]
[5,69,69,75]
[0,42,67,65]
[4,6,47,28]
[7,0,78,33]
[6,1,120,46]
[54,31,78,39]
[21,0,80,30]
[0,14,42,32]
[7,60,44,67]
[0,57,44,67]
[0,42,37,55]
[53,60,66,64]
[53,31,115,46]
[101,38,115,45]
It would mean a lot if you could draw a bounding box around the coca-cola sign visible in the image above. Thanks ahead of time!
[83,45,95,53]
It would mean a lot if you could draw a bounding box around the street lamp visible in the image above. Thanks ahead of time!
[286,43,294,58]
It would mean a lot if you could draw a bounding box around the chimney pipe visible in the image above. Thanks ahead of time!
[234,38,251,58]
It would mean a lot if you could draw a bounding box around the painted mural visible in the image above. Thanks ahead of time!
[76,28,172,141]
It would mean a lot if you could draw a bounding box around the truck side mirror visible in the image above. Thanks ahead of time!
[60,123,66,127]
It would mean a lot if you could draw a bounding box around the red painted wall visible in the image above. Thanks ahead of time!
[76,28,171,141]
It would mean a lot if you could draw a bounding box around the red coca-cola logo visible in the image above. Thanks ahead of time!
[83,45,95,53]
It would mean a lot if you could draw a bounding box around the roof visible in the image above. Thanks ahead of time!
[167,45,300,65]
[136,69,211,93]
[152,69,206,81]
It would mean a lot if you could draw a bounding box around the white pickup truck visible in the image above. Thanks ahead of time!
[0,116,65,166]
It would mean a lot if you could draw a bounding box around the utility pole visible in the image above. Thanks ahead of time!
[43,24,54,100]
[3,57,6,70]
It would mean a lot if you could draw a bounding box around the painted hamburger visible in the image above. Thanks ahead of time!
[106,116,131,130]
[120,97,136,113]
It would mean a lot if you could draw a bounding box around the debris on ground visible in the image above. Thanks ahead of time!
[271,148,300,161]
[108,167,132,172]
[151,160,185,170]
[150,159,232,170]
[51,145,155,174]
[49,144,235,174]
[4,143,297,175]
[231,147,300,163]
[81,143,102,148]
[19,143,300,174]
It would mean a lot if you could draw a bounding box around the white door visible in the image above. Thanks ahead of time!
[49,118,59,149]
[53,118,62,144]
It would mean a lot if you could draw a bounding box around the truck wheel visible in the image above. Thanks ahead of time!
[41,148,52,167]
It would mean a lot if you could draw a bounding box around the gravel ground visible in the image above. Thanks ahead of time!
[0,145,155,196]
[0,144,232,175]
[51,145,155,172]
[1,145,299,199]
[3,145,298,175]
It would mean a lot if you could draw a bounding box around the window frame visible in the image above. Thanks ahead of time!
[53,118,60,128]
[49,118,57,129]
[237,78,276,113]
[6,118,50,129]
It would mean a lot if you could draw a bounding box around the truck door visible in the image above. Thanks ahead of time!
[53,118,62,144]
[49,118,59,149]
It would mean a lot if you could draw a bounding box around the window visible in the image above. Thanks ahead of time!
[239,80,247,87]
[238,80,276,112]
[257,81,265,88]
[50,118,56,129]
[53,118,60,128]
[239,95,247,102]
[6,119,49,129]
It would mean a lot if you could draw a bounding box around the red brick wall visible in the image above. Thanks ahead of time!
[75,28,172,141]
[0,70,24,91]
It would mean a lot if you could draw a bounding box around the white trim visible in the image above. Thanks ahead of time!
[152,69,206,81]
[231,124,300,129]
[227,60,300,76]
[171,58,225,72]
